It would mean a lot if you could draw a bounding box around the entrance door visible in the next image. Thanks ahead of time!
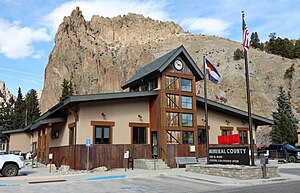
[151,132,158,158]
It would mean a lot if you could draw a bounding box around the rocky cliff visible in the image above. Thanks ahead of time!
[0,80,14,107]
[40,7,300,122]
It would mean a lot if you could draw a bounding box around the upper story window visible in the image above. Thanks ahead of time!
[182,113,193,127]
[182,96,192,109]
[130,86,139,92]
[181,79,192,92]
[141,83,148,91]
[149,78,158,90]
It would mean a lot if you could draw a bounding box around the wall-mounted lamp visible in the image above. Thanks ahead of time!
[225,120,230,125]
[201,118,206,123]
[241,120,245,125]
[101,113,106,117]
[138,114,142,119]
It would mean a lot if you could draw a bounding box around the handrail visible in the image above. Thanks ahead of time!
[143,145,157,170]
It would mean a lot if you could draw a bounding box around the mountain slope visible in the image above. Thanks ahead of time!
[40,7,300,122]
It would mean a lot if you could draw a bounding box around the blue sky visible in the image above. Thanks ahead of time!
[0,0,299,96]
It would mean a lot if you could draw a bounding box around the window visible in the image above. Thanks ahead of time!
[181,79,192,92]
[182,96,192,109]
[133,127,146,144]
[239,130,248,144]
[91,121,115,145]
[95,126,110,144]
[69,127,75,145]
[167,131,180,144]
[130,86,139,92]
[166,76,180,90]
[166,112,179,127]
[166,94,180,109]
[222,130,232,136]
[198,129,207,144]
[182,113,193,127]
[221,127,233,136]
[183,131,194,144]
[149,78,158,90]
[141,83,148,91]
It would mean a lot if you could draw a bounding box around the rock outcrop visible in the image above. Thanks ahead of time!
[40,7,300,122]
[0,80,14,107]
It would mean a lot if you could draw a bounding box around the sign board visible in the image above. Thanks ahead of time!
[218,134,240,144]
[86,138,91,147]
[49,153,53,160]
[190,145,195,152]
[208,146,250,165]
[124,151,129,158]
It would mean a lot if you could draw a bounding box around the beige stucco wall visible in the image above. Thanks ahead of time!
[197,107,256,144]
[9,132,31,153]
[50,98,150,147]
[77,98,150,144]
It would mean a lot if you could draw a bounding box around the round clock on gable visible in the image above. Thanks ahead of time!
[174,59,183,71]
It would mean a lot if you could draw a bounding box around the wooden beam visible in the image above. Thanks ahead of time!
[67,106,78,121]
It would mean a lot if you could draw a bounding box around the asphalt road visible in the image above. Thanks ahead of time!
[279,168,300,176]
[0,176,230,193]
[207,181,300,193]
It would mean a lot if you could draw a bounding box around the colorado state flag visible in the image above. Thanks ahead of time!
[205,59,221,84]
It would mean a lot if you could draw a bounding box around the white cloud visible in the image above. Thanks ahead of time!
[181,17,232,36]
[44,0,170,33]
[0,19,51,59]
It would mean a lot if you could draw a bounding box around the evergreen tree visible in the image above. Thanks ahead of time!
[60,79,74,102]
[24,89,40,125]
[13,87,25,129]
[270,87,298,144]
[292,39,300,59]
[233,48,244,60]
[250,32,263,50]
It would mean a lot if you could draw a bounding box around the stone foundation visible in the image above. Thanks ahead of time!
[186,164,279,180]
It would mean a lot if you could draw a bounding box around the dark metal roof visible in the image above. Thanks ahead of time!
[196,96,273,126]
[122,45,204,89]
[63,90,159,105]
[2,128,27,134]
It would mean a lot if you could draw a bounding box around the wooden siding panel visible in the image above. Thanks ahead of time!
[50,144,152,170]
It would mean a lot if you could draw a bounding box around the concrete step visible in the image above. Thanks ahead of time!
[134,159,170,170]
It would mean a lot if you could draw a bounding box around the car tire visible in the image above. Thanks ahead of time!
[289,156,296,163]
[1,164,19,177]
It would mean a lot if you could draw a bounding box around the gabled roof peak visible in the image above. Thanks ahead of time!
[122,45,203,89]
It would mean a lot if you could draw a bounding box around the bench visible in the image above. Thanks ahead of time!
[175,157,198,168]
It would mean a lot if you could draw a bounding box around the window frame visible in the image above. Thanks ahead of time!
[182,113,193,127]
[220,126,233,136]
[181,78,192,92]
[129,122,149,144]
[91,121,115,145]
[181,95,192,109]
[237,127,249,144]
[68,122,75,146]
[182,131,194,144]
[94,126,111,144]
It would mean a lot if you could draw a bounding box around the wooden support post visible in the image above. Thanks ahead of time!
[37,130,41,162]
[45,126,51,165]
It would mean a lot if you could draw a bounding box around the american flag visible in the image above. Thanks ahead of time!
[242,13,249,51]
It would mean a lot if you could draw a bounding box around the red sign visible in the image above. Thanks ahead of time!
[218,134,240,144]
